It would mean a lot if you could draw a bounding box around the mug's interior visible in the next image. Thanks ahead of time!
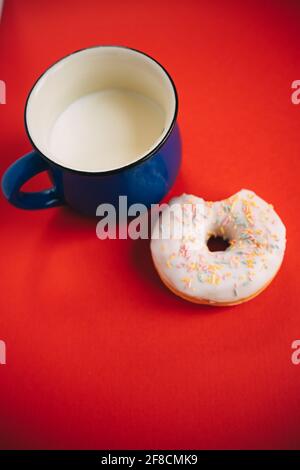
[25,46,177,172]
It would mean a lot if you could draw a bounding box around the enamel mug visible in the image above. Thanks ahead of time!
[1,46,181,216]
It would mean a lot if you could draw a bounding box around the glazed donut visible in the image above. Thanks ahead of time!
[150,190,286,306]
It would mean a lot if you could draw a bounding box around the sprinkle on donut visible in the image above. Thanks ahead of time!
[150,190,286,305]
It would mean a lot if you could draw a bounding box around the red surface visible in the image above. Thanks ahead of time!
[0,0,300,450]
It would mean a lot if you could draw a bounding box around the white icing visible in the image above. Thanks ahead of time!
[150,190,286,304]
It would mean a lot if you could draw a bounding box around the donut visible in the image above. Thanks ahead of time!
[150,189,286,306]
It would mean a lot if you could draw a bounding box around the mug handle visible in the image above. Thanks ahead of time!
[1,150,63,210]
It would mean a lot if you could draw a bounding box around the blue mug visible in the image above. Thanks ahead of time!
[1,46,181,216]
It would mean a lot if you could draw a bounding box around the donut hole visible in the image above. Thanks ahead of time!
[207,235,230,252]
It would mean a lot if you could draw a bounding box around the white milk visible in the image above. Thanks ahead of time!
[48,89,165,172]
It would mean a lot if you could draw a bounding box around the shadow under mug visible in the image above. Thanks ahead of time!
[1,45,181,216]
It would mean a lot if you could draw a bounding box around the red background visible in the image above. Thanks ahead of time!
[0,0,300,450]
